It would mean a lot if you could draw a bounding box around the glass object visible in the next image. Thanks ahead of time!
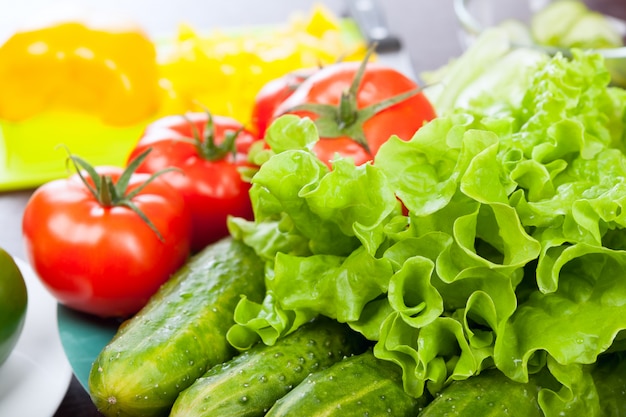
[454,0,626,86]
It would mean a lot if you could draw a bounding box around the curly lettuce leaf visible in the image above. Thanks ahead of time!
[538,357,602,417]
[231,116,401,261]
[227,41,626,416]
[226,291,316,350]
[495,244,626,382]
[421,27,548,116]
[270,247,393,323]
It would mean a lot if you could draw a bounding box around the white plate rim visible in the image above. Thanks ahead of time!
[0,257,72,417]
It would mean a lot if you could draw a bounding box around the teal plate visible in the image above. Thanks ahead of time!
[56,305,122,390]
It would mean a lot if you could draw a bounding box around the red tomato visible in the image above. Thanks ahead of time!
[251,68,315,138]
[273,60,436,167]
[22,165,192,318]
[128,112,259,252]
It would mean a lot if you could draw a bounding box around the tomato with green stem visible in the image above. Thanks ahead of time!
[272,47,436,167]
[22,150,192,318]
[128,111,259,252]
[251,68,317,138]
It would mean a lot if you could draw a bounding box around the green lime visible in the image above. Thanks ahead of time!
[0,247,28,366]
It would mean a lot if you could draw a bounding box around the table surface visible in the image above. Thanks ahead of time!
[0,0,620,416]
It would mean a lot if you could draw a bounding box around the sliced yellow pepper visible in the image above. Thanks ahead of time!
[157,4,368,125]
[0,14,161,126]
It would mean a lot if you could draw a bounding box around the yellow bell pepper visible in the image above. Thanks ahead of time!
[0,14,161,126]
[157,4,368,125]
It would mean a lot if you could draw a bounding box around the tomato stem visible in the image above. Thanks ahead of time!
[281,43,424,156]
[64,147,175,242]
[183,109,240,162]
[338,89,358,129]
[99,175,115,207]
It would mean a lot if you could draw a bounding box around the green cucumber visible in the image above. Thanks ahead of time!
[88,237,266,417]
[418,368,542,417]
[169,316,367,417]
[265,349,428,417]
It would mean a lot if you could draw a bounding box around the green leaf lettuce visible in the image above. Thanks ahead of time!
[227,43,626,416]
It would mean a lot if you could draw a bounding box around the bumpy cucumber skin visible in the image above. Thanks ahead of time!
[88,237,266,417]
[418,368,542,417]
[265,349,427,417]
[170,317,367,417]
